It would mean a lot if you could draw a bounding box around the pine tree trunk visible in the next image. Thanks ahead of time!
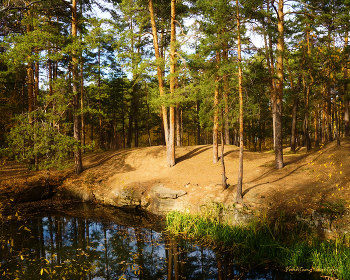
[176,104,182,146]
[148,0,175,166]
[80,58,85,153]
[223,39,230,145]
[71,0,83,175]
[168,0,176,166]
[127,111,133,148]
[221,130,227,189]
[291,98,298,152]
[213,51,220,163]
[344,33,349,137]
[314,104,319,147]
[196,100,201,145]
[274,0,284,169]
[236,0,243,204]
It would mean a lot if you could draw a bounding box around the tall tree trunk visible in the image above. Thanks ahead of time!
[168,0,176,166]
[213,51,220,163]
[344,32,349,136]
[334,98,340,146]
[72,0,83,174]
[176,104,182,146]
[221,130,227,189]
[127,110,133,148]
[98,47,103,149]
[196,100,201,145]
[80,58,85,153]
[314,104,319,147]
[236,0,243,204]
[223,39,230,145]
[274,0,284,169]
[322,101,326,143]
[148,0,175,166]
[264,0,277,150]
[286,56,299,153]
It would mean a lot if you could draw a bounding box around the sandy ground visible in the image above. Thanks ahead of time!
[1,138,350,228]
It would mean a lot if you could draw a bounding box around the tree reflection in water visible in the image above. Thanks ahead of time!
[0,211,322,280]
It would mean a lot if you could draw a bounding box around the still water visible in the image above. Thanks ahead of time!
[0,205,322,280]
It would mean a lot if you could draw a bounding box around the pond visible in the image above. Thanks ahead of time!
[0,203,323,280]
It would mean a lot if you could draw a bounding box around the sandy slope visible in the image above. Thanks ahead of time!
[1,138,350,233]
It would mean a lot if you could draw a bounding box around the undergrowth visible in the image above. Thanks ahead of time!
[166,207,350,280]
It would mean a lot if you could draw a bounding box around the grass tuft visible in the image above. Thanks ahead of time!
[166,209,350,279]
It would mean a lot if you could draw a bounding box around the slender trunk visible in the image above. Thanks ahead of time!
[98,47,103,149]
[265,0,277,150]
[127,111,133,148]
[303,74,311,150]
[236,0,243,203]
[314,104,319,147]
[122,78,125,148]
[149,0,174,166]
[335,98,340,146]
[34,58,39,170]
[286,56,299,153]
[196,100,201,145]
[80,57,85,153]
[72,0,83,174]
[322,101,326,143]
[176,104,182,146]
[274,0,284,169]
[213,51,220,163]
[166,0,176,165]
[344,32,349,136]
[223,39,230,145]
[221,130,227,189]
[134,111,139,147]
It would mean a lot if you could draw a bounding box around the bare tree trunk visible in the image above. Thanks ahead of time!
[213,51,220,163]
[223,39,230,145]
[286,57,299,153]
[196,100,201,145]
[80,57,85,153]
[72,0,83,174]
[168,0,176,166]
[344,32,349,137]
[335,98,340,146]
[236,0,243,203]
[34,58,39,170]
[274,0,284,169]
[221,130,227,189]
[148,0,175,166]
[322,101,326,143]
[314,104,319,147]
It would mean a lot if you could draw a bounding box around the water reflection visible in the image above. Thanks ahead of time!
[0,210,322,280]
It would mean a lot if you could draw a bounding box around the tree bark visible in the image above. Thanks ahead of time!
[286,56,299,153]
[148,0,175,166]
[274,0,284,169]
[196,100,201,145]
[344,32,349,137]
[72,0,83,174]
[168,0,176,166]
[213,51,220,163]
[223,39,230,145]
[221,130,227,189]
[236,0,243,203]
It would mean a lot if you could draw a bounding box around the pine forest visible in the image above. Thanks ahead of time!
[1,0,349,182]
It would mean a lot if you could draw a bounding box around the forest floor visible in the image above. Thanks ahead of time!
[1,137,350,234]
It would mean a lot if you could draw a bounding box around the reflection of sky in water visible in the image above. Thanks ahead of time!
[0,213,322,280]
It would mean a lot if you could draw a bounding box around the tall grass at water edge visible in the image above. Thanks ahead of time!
[165,209,350,280]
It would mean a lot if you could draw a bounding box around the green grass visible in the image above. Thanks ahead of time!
[165,209,350,280]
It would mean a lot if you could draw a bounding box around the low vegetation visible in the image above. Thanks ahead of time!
[166,206,350,280]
